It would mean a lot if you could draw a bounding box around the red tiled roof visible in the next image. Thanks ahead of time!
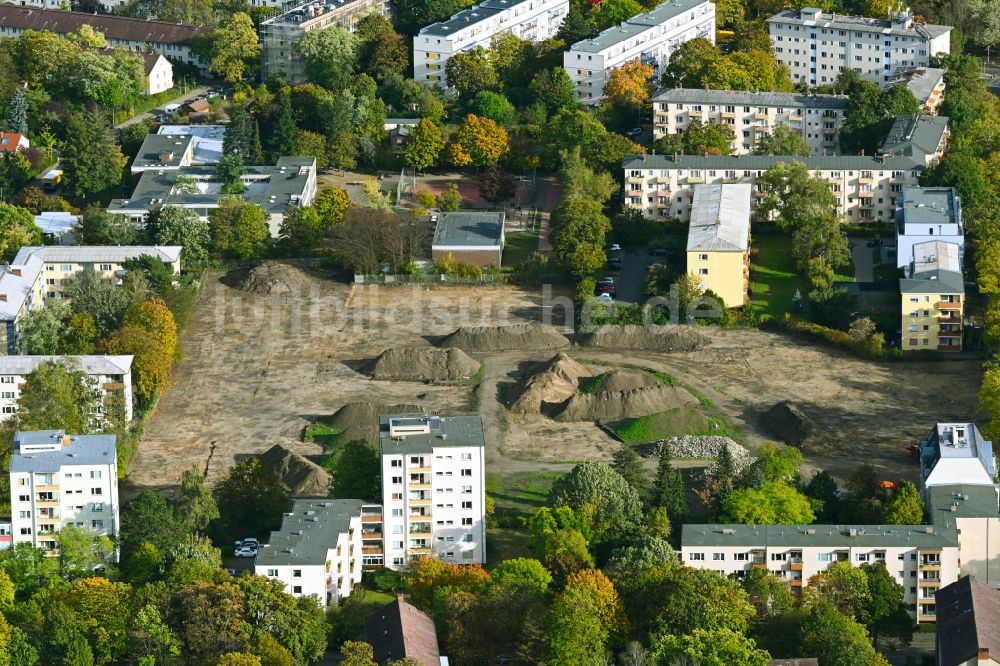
[365,596,441,666]
[0,6,211,44]
[0,133,24,152]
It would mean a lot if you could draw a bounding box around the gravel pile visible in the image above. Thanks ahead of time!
[370,348,481,383]
[645,435,754,474]
[236,261,313,295]
[552,384,697,422]
[440,323,570,352]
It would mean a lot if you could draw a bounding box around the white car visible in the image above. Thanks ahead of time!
[234,545,257,558]
[596,293,613,302]
[610,243,622,252]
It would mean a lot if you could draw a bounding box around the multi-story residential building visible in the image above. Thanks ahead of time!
[927,486,1000,588]
[896,186,963,269]
[0,6,212,68]
[920,423,996,492]
[0,356,134,422]
[109,157,318,236]
[379,414,486,569]
[260,0,388,84]
[564,0,714,104]
[652,89,849,155]
[883,114,950,167]
[9,430,119,554]
[900,240,964,352]
[0,246,181,354]
[131,126,226,174]
[766,7,952,87]
[681,522,960,622]
[414,0,568,88]
[686,183,751,307]
[623,152,922,223]
[936,576,1000,666]
[888,66,946,114]
[255,499,373,607]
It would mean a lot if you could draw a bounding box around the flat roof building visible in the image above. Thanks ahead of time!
[0,356,134,422]
[110,157,318,236]
[564,0,714,104]
[900,240,964,352]
[261,0,388,85]
[431,211,505,268]
[132,126,226,174]
[652,89,850,155]
[882,115,950,167]
[896,186,962,270]
[255,499,368,607]
[888,66,946,114]
[766,7,952,87]
[686,183,751,307]
[414,0,568,88]
[921,423,996,490]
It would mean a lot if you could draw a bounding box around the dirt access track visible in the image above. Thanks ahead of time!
[127,269,981,493]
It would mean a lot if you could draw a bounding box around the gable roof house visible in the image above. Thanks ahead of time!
[365,596,443,666]
[936,576,1000,666]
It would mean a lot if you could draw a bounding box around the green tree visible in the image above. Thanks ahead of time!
[753,124,811,156]
[208,197,272,262]
[611,444,651,504]
[652,449,687,525]
[15,360,98,432]
[0,202,41,262]
[176,466,220,533]
[559,147,616,202]
[60,108,125,199]
[721,481,816,524]
[214,458,289,539]
[7,88,27,135]
[55,527,115,583]
[119,490,188,563]
[130,603,181,665]
[268,89,297,161]
[862,563,913,645]
[63,577,131,663]
[235,574,326,664]
[549,195,611,267]
[742,442,803,486]
[547,584,607,665]
[530,67,577,113]
[216,154,246,195]
[403,118,445,171]
[683,119,736,155]
[0,542,57,599]
[210,13,261,83]
[444,47,499,99]
[278,205,324,255]
[168,581,249,662]
[148,206,210,264]
[489,558,551,595]
[799,600,884,666]
[329,441,380,500]
[883,481,924,524]
[470,90,517,125]
[223,104,264,165]
[549,461,642,537]
[72,205,136,246]
[296,26,357,89]
[652,627,771,665]
[438,184,462,212]
[556,6,597,43]
[18,300,69,355]
[63,270,132,336]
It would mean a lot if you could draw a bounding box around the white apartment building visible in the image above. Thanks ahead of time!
[9,430,119,554]
[0,356,134,422]
[767,7,952,87]
[623,152,922,223]
[255,499,373,607]
[682,522,959,622]
[895,186,963,270]
[414,0,568,88]
[131,126,226,174]
[379,414,486,569]
[920,423,996,492]
[564,0,714,104]
[652,88,849,155]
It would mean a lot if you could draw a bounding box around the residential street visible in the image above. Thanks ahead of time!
[114,85,209,129]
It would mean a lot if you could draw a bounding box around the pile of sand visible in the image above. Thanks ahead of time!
[258,444,330,497]
[552,384,699,422]
[509,353,593,414]
[323,401,424,445]
[440,323,569,352]
[586,369,659,393]
[579,324,707,352]
[760,401,831,452]
[237,262,313,295]
[370,348,481,383]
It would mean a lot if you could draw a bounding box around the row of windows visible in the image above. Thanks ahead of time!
[690,550,934,562]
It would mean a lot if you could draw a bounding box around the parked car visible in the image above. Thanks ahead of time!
[651,247,668,257]
[648,262,666,271]
[610,243,622,252]
[234,546,257,558]
[625,127,642,139]
[596,293,613,302]
[607,258,622,271]
[595,277,617,296]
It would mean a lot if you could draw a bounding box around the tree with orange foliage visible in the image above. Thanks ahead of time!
[564,569,629,639]
[603,59,654,108]
[447,114,510,167]
[103,325,173,401]
[404,557,490,610]
[123,298,177,358]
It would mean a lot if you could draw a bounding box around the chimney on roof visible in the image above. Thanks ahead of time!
[10,268,20,277]
[0,294,7,302]
[980,648,990,660]
[715,218,721,226]
[62,434,71,447]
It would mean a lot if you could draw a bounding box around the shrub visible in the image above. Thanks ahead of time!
[766,314,889,359]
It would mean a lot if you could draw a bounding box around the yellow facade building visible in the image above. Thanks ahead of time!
[686,183,751,308]
[900,240,963,352]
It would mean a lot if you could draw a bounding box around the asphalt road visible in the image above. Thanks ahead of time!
[114,86,209,129]
[611,249,649,305]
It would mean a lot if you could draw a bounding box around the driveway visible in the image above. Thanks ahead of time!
[614,249,648,305]
[115,86,210,129]
[850,236,876,283]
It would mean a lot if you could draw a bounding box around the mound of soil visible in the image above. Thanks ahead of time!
[371,348,481,382]
[579,325,707,352]
[440,323,569,352]
[584,370,659,393]
[760,401,831,452]
[237,261,313,295]
[552,384,699,422]
[509,353,593,414]
[324,401,424,445]
[258,444,330,497]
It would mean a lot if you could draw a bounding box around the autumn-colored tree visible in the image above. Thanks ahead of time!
[564,569,629,639]
[63,577,133,664]
[123,298,177,358]
[102,326,173,401]
[403,118,445,171]
[404,558,490,611]
[313,186,351,227]
[447,114,510,167]
[604,59,654,108]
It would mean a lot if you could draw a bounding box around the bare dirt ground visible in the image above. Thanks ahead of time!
[128,271,981,495]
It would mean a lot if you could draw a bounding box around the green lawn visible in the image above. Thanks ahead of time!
[504,230,540,267]
[751,235,855,317]
[486,527,532,565]
[486,471,561,518]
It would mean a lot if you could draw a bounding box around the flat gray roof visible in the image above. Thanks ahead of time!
[570,0,709,53]
[682,521,958,549]
[897,186,960,227]
[900,268,964,294]
[623,152,924,171]
[255,499,364,566]
[10,430,117,472]
[927,484,998,520]
[882,115,950,158]
[654,88,849,109]
[13,245,182,265]
[766,8,952,40]
[131,134,192,169]
[0,255,42,321]
[0,355,132,376]
[379,414,485,454]
[432,212,504,248]
[419,0,536,36]
[889,67,945,102]
[687,183,751,252]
